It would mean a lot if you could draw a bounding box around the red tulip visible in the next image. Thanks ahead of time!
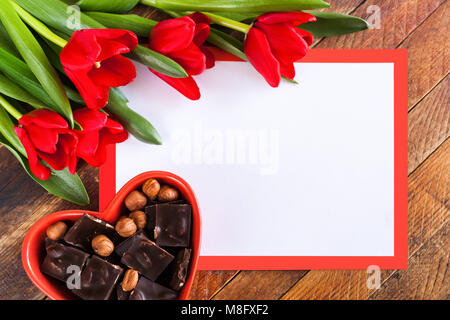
[244,12,316,87]
[148,13,215,100]
[14,110,78,181]
[60,29,138,109]
[73,108,128,167]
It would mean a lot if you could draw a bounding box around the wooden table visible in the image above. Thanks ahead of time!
[0,0,448,300]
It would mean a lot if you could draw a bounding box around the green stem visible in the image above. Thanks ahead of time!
[11,1,68,48]
[0,94,22,120]
[202,12,251,33]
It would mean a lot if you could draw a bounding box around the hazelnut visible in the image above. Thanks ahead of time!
[124,190,147,211]
[142,179,160,200]
[46,221,68,240]
[115,217,137,238]
[121,269,139,292]
[91,235,114,257]
[157,185,179,202]
[129,211,147,229]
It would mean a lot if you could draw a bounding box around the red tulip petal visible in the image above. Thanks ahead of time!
[151,70,201,100]
[19,109,68,129]
[171,43,206,75]
[104,118,126,136]
[193,23,210,47]
[60,30,100,70]
[88,55,136,87]
[96,38,133,62]
[296,28,314,47]
[84,29,138,51]
[63,67,110,109]
[256,22,308,65]
[73,108,108,131]
[244,27,280,88]
[59,133,78,174]
[189,12,211,25]
[26,125,59,154]
[280,61,296,79]
[80,126,128,167]
[150,17,195,54]
[77,130,100,159]
[14,127,51,180]
[201,46,216,69]
[257,12,316,25]
[37,132,77,172]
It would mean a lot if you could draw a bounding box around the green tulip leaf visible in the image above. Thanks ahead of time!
[107,88,162,145]
[76,0,140,13]
[0,99,25,155]
[141,0,330,12]
[0,74,52,110]
[209,28,247,61]
[301,10,370,37]
[85,12,157,37]
[126,46,188,78]
[0,132,90,206]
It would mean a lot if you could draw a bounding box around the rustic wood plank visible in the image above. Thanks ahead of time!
[316,0,445,50]
[212,271,309,300]
[399,2,449,109]
[317,0,449,110]
[188,271,239,300]
[0,164,98,300]
[370,221,449,300]
[408,76,449,174]
[0,148,23,192]
[281,139,450,300]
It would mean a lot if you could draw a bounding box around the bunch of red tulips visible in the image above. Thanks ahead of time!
[0,0,368,204]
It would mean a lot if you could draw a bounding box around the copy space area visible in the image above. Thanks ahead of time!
[117,61,395,257]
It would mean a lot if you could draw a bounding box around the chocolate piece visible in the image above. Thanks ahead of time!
[72,255,123,300]
[121,237,174,281]
[44,237,58,249]
[154,204,192,247]
[145,204,157,240]
[64,214,117,251]
[169,248,192,291]
[115,230,147,257]
[129,277,177,300]
[116,286,130,300]
[41,242,89,283]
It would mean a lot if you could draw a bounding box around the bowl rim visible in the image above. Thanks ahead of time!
[21,171,201,300]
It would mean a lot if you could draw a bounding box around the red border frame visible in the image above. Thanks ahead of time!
[100,49,409,270]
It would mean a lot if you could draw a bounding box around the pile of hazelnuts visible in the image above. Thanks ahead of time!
[95,179,181,258]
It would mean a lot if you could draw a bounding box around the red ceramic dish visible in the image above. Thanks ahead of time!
[21,171,201,300]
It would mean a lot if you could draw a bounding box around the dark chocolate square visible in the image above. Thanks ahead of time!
[129,277,177,300]
[169,248,192,291]
[72,255,123,300]
[64,214,117,251]
[116,286,131,300]
[115,230,147,257]
[41,242,89,283]
[121,237,174,281]
[154,204,192,247]
[145,204,157,240]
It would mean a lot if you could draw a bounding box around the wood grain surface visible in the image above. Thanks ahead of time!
[0,0,448,300]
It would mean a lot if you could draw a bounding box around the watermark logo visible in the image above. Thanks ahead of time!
[66,265,81,290]
[366,265,381,290]
[170,122,280,175]
[66,5,81,31]
[366,5,381,29]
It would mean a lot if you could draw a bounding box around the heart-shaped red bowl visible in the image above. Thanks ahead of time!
[22,171,201,300]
